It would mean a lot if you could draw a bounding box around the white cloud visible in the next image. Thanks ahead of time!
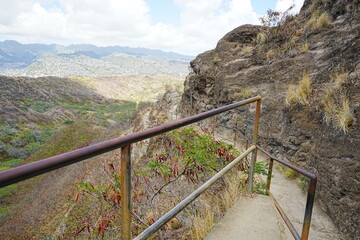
[0,0,261,55]
[275,0,305,14]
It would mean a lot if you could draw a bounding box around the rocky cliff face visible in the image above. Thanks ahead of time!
[178,1,360,239]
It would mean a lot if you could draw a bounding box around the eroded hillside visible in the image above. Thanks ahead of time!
[0,70,187,238]
[0,75,152,235]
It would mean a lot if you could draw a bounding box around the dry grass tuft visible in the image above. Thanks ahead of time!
[190,168,247,239]
[298,72,311,104]
[285,85,298,106]
[332,69,349,88]
[255,32,268,44]
[322,68,353,133]
[336,99,354,133]
[317,12,331,28]
[322,90,353,133]
[300,41,309,53]
[266,49,277,60]
[277,164,298,179]
[305,17,317,31]
[190,201,217,240]
[241,46,254,55]
[221,171,247,209]
[285,72,312,106]
[239,88,252,99]
[305,11,331,32]
[323,89,334,124]
[212,56,221,64]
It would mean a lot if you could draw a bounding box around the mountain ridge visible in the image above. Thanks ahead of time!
[0,40,193,77]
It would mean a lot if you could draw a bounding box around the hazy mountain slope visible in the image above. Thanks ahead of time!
[0,40,192,77]
[0,75,106,122]
[0,75,154,171]
[0,75,152,236]
[70,75,184,102]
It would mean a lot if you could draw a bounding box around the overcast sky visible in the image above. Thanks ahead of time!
[0,0,304,55]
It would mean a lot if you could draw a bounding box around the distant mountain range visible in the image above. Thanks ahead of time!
[0,40,193,77]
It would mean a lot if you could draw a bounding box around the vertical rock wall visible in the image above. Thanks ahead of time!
[177,1,360,239]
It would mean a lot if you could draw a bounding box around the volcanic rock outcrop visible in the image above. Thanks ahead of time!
[178,1,360,238]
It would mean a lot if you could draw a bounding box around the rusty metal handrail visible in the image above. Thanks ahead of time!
[232,128,317,240]
[0,96,261,188]
[258,145,317,240]
[0,96,262,240]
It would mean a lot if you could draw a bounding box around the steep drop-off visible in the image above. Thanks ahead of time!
[178,1,359,239]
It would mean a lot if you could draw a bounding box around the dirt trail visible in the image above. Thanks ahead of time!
[259,151,345,239]
[205,195,282,240]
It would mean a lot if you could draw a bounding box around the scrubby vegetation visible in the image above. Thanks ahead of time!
[0,120,55,162]
[0,118,102,222]
[63,101,147,126]
[322,69,354,133]
[0,96,147,225]
[62,128,251,239]
[283,67,354,133]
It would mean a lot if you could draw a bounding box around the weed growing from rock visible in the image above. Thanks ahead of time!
[332,69,349,88]
[336,99,354,133]
[322,69,354,133]
[286,72,312,106]
[305,11,331,32]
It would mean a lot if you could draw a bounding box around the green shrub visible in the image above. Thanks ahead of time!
[63,120,75,125]
[27,119,102,162]
[64,102,140,126]
[298,176,309,191]
[24,142,43,154]
[6,147,28,159]
[0,125,17,139]
[146,128,241,182]
[29,101,54,113]
[0,142,6,153]
[67,128,244,238]
[0,158,23,169]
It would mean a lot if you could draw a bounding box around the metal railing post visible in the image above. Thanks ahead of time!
[247,99,261,193]
[121,144,132,240]
[301,176,317,240]
[266,158,274,195]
